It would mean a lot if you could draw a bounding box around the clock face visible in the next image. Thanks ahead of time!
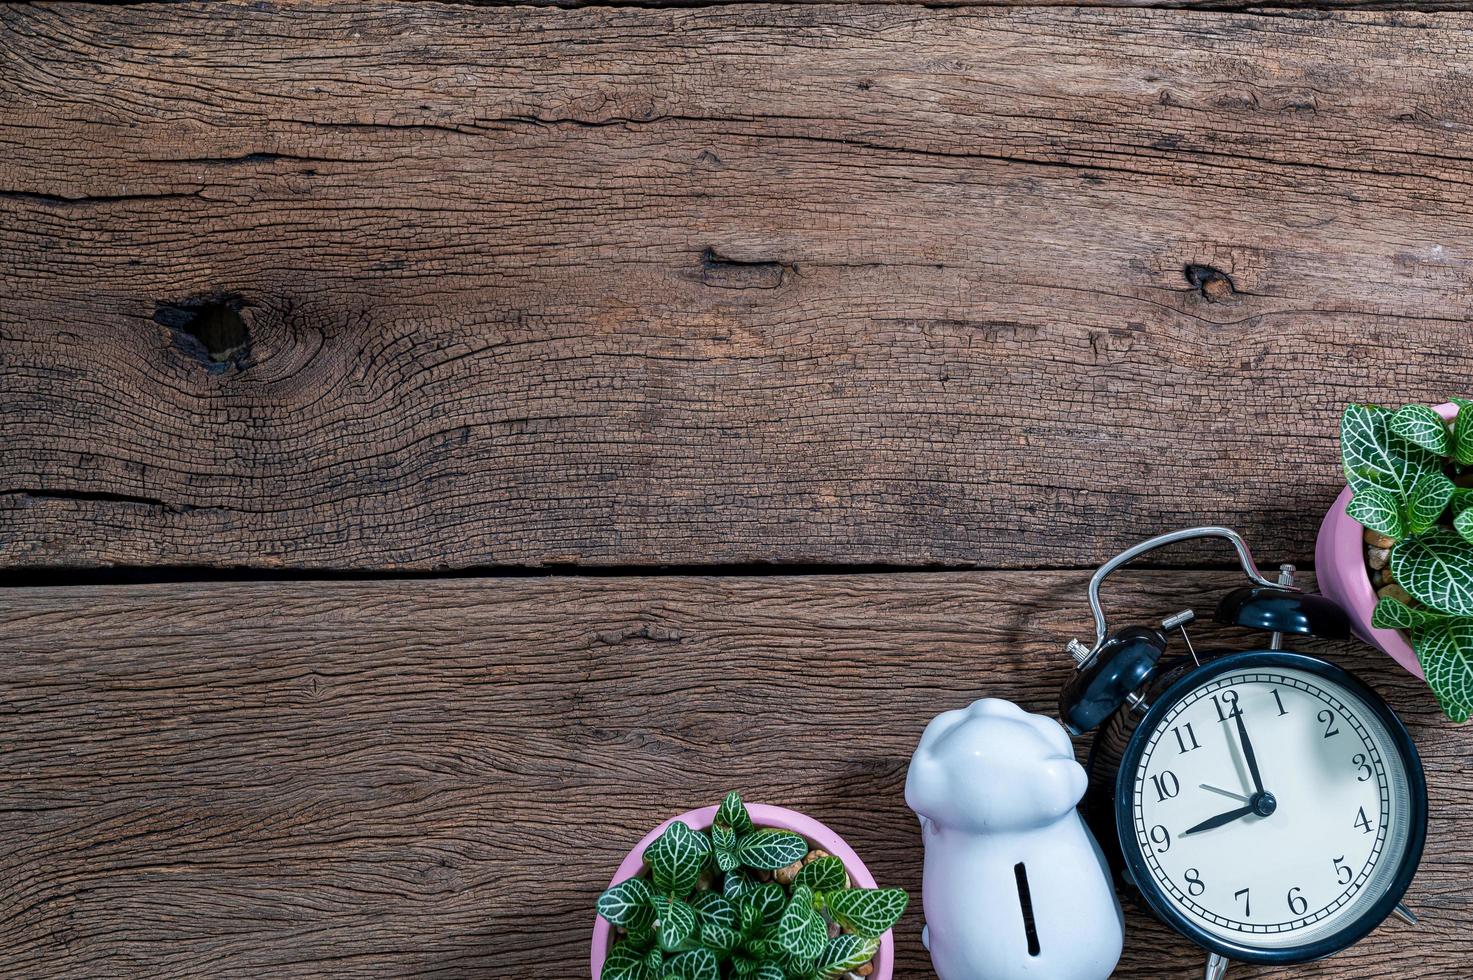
[1127,662,1422,955]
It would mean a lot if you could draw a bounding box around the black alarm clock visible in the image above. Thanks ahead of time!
[1058,527,1428,979]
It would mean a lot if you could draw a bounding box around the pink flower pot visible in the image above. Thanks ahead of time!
[1313,402,1458,681]
[590,804,895,980]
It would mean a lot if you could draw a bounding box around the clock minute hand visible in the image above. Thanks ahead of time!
[1180,804,1256,837]
[1233,708,1266,794]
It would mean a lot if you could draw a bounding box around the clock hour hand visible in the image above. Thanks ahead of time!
[1233,708,1266,795]
[1180,804,1255,837]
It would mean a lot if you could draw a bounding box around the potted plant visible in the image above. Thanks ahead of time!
[591,792,906,980]
[1316,400,1472,721]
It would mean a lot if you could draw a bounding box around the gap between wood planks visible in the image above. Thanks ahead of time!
[0,561,1311,588]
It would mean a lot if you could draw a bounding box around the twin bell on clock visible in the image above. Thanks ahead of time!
[906,526,1428,980]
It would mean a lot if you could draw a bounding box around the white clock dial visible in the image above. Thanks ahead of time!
[1130,667,1415,949]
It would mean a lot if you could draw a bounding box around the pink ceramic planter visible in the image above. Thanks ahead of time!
[590,804,895,980]
[1313,402,1458,681]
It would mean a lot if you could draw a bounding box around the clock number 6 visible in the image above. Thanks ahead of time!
[1287,887,1308,916]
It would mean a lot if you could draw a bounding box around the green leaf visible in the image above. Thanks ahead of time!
[644,947,664,971]
[751,965,784,980]
[1391,404,1453,455]
[656,896,699,952]
[723,867,754,902]
[644,822,711,896]
[599,877,656,930]
[736,829,809,871]
[825,888,909,939]
[1390,530,1473,616]
[1411,621,1473,723]
[1456,508,1473,545]
[794,856,847,893]
[1342,404,1437,496]
[700,921,740,956]
[1452,399,1473,465]
[1346,486,1405,539]
[604,943,659,980]
[1452,488,1473,517]
[712,825,740,873]
[689,891,736,930]
[664,948,719,980]
[743,882,788,930]
[1372,596,1448,631]
[1407,471,1456,534]
[774,886,827,959]
[729,955,760,978]
[814,934,881,979]
[716,791,755,835]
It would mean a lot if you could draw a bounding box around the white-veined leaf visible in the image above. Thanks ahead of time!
[736,829,808,871]
[1456,508,1473,545]
[723,867,754,901]
[1390,530,1473,616]
[1407,471,1455,534]
[715,791,754,835]
[1451,399,1473,465]
[794,856,847,893]
[689,892,736,930]
[655,896,699,952]
[1391,404,1453,455]
[699,921,739,955]
[751,964,784,980]
[774,886,827,959]
[599,877,656,929]
[825,888,909,939]
[1411,621,1473,723]
[814,934,881,979]
[1372,596,1448,631]
[1341,404,1436,495]
[1346,486,1405,539]
[664,948,719,980]
[644,821,711,896]
[743,882,788,929]
[603,943,659,980]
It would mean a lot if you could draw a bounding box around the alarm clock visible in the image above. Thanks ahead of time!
[1059,527,1428,979]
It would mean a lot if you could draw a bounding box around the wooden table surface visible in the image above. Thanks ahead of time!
[2,2,1470,977]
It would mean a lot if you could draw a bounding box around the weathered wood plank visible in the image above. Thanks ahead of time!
[4,4,1473,571]
[0,571,1465,977]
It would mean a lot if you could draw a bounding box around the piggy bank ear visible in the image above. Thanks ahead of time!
[904,752,945,819]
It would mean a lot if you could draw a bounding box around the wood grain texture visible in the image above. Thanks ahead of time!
[0,571,1465,978]
[4,2,1473,571]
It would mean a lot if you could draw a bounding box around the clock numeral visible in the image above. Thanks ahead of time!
[1234,887,1251,917]
[1352,752,1373,782]
[1172,722,1201,754]
[1287,886,1308,916]
[1271,688,1289,716]
[1211,689,1241,723]
[1333,855,1353,886]
[1184,868,1205,897]
[1148,824,1172,854]
[1150,770,1181,802]
[1354,806,1374,835]
[1318,709,1341,738]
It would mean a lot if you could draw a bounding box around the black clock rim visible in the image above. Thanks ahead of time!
[1114,649,1429,965]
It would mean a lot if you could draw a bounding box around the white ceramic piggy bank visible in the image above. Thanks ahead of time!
[906,698,1123,980]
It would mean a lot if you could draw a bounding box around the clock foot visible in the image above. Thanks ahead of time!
[1204,953,1230,980]
[1394,902,1418,926]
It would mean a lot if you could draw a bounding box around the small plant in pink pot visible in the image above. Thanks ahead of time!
[1333,401,1473,720]
[593,792,906,980]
